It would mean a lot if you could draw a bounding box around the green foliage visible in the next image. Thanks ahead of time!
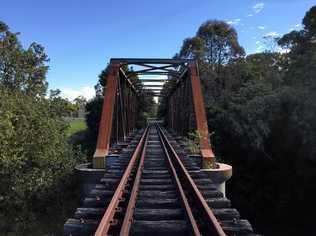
[0,21,48,97]
[157,77,178,125]
[278,6,316,89]
[207,6,316,226]
[245,52,284,88]
[303,6,316,35]
[128,68,156,127]
[184,131,202,154]
[207,81,275,153]
[85,95,104,139]
[176,20,247,100]
[0,21,84,234]
[74,95,87,107]
[0,87,84,233]
[160,5,316,229]
[48,89,75,117]
[178,20,245,64]
[177,20,245,88]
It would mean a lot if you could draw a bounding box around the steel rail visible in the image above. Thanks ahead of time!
[157,125,226,236]
[120,125,201,235]
[94,126,149,236]
[157,127,201,235]
[119,128,150,235]
[95,124,225,235]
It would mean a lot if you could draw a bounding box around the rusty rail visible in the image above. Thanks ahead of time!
[94,124,226,236]
[119,128,149,235]
[157,126,201,235]
[94,126,149,235]
[157,125,226,236]
[119,125,201,235]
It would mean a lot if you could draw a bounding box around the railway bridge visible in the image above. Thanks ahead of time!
[64,58,256,235]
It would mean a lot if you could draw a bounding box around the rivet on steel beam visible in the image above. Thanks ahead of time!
[110,219,118,226]
[115,207,123,212]
[119,197,126,202]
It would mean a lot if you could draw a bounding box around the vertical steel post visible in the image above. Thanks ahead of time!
[188,62,215,168]
[93,63,120,168]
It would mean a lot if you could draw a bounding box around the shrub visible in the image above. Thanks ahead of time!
[0,87,84,233]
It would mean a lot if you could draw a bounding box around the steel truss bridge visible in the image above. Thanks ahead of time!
[64,58,255,236]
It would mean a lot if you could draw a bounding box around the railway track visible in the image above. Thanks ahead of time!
[64,125,254,236]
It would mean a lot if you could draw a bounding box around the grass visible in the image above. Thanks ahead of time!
[66,118,87,137]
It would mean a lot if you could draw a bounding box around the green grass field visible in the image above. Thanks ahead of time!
[66,119,87,136]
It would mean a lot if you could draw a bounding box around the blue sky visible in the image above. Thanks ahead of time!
[1,0,315,100]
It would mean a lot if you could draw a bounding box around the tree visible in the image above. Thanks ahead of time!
[74,95,87,107]
[157,76,178,123]
[177,20,245,98]
[276,5,316,161]
[0,21,84,234]
[85,96,104,141]
[245,52,284,88]
[208,6,316,228]
[0,87,85,233]
[48,89,76,117]
[278,6,316,88]
[160,6,316,231]
[0,21,49,97]
[179,20,245,72]
[128,68,156,127]
[73,95,87,118]
[303,6,316,35]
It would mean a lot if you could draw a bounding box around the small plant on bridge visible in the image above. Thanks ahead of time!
[185,131,219,169]
[185,130,202,154]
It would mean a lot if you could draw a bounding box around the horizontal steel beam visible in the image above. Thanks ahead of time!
[143,89,163,91]
[139,79,167,82]
[135,72,179,76]
[143,91,162,94]
[143,92,163,95]
[110,58,193,65]
[143,88,163,90]
[143,85,164,88]
[143,91,161,94]
[127,65,178,75]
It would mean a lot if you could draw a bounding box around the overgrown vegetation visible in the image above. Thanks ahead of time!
[159,5,316,232]
[0,21,84,234]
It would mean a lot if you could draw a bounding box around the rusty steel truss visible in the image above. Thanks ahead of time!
[93,58,215,168]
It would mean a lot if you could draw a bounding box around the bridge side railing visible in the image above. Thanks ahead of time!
[167,62,215,168]
[93,63,139,168]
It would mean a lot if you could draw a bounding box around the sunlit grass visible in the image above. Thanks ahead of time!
[66,119,87,136]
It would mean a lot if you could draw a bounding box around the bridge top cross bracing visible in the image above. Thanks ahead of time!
[111,58,194,97]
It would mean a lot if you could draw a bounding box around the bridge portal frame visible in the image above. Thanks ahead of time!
[93,58,215,168]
